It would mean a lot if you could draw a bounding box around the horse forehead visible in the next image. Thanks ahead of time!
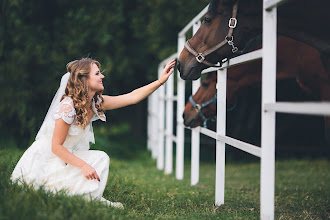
[209,0,234,13]
[208,0,220,15]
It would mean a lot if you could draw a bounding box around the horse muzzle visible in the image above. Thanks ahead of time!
[177,59,203,80]
[182,112,201,128]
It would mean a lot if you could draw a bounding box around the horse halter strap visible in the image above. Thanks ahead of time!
[184,1,239,67]
[189,94,217,127]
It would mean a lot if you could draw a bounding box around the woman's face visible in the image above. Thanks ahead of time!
[88,63,104,92]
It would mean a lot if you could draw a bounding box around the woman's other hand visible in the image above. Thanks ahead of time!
[159,59,176,85]
[81,163,100,181]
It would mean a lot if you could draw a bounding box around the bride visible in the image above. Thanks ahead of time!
[11,58,175,209]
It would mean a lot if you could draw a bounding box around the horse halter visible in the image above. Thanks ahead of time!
[184,1,239,67]
[189,79,239,127]
[189,94,217,128]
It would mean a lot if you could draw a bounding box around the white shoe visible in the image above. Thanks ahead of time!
[100,197,124,209]
[109,201,124,209]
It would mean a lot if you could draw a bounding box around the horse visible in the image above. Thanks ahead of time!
[177,0,330,80]
[183,36,330,144]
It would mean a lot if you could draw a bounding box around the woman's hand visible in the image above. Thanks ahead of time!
[158,59,176,85]
[80,163,100,181]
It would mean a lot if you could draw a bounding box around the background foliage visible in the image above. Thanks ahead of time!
[0,0,208,147]
[1,0,328,152]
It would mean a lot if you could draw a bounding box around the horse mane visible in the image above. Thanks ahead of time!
[208,0,220,16]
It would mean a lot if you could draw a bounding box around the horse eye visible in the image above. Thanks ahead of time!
[202,82,209,87]
[204,17,212,24]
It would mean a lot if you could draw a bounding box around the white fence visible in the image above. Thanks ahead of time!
[147,1,330,219]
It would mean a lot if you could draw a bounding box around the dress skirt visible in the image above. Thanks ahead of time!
[11,137,110,200]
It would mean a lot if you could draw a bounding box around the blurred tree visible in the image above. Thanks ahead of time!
[0,0,208,148]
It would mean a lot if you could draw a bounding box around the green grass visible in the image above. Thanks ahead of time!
[0,138,329,219]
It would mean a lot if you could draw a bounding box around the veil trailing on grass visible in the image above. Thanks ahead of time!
[36,72,70,140]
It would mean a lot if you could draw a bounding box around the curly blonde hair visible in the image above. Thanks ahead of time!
[62,58,105,128]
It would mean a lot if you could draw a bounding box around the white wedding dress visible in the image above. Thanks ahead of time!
[11,96,123,208]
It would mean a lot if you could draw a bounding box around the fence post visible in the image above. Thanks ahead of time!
[261,1,277,219]
[152,92,159,159]
[176,35,186,180]
[165,61,174,174]
[215,68,227,206]
[157,65,165,170]
[191,20,202,185]
[147,95,152,151]
[148,93,158,159]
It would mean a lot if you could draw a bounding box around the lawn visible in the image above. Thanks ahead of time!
[0,136,329,219]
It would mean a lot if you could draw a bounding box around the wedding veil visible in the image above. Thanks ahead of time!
[36,72,70,140]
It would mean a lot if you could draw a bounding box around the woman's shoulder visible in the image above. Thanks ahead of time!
[58,96,75,113]
[53,96,76,124]
[57,96,75,109]
[61,96,74,105]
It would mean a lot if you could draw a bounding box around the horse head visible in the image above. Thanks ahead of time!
[183,71,241,128]
[183,72,217,127]
[178,0,329,81]
[177,0,262,80]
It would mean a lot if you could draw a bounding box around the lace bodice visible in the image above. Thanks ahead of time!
[53,97,76,125]
[36,96,106,152]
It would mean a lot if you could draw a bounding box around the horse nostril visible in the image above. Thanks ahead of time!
[182,113,185,119]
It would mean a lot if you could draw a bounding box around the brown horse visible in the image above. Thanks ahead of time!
[183,36,330,143]
[177,0,330,80]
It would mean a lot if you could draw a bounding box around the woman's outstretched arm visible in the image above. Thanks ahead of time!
[52,119,100,181]
[103,59,175,110]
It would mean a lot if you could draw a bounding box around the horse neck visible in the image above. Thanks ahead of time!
[235,2,263,50]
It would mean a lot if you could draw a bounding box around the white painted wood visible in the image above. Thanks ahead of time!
[157,65,165,170]
[150,94,158,159]
[215,68,227,206]
[165,63,174,175]
[186,127,261,157]
[217,135,261,158]
[154,92,160,158]
[191,20,202,186]
[219,49,263,70]
[265,102,330,116]
[200,127,217,139]
[147,96,152,151]
[201,49,263,74]
[164,96,178,101]
[264,0,288,10]
[157,52,177,171]
[176,35,186,180]
[191,127,200,185]
[261,2,277,219]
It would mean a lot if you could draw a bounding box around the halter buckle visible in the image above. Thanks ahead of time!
[232,47,238,53]
[225,36,233,42]
[195,104,201,112]
[228,18,237,28]
[196,53,205,63]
